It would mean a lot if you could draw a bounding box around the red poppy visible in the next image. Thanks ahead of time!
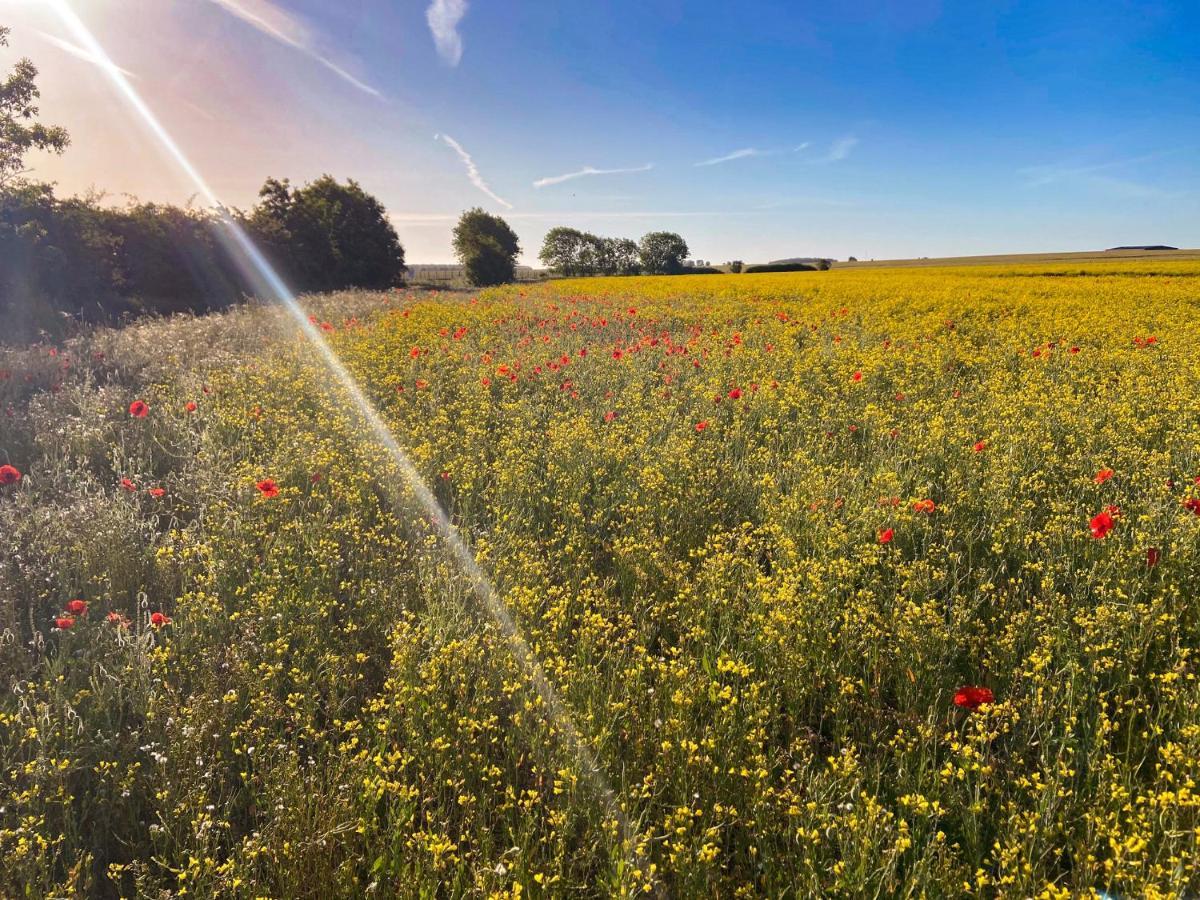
[66,599,88,615]
[878,527,894,544]
[1094,468,1114,485]
[912,499,936,514]
[54,616,75,630]
[972,440,987,453]
[1184,497,1200,516]
[1147,547,1161,568]
[148,487,166,498]
[256,479,280,498]
[852,371,863,382]
[310,471,323,484]
[695,421,708,432]
[184,401,197,413]
[953,685,994,711]
[129,400,149,418]
[120,478,137,492]
[1089,509,1116,539]
[604,410,617,422]
[150,611,171,627]
[106,611,130,627]
[0,464,20,485]
[728,388,742,400]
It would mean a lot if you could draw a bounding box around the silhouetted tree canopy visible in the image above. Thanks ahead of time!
[638,231,689,275]
[453,208,520,286]
[246,175,406,293]
[0,26,69,187]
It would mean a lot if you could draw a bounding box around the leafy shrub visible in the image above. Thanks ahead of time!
[744,262,818,273]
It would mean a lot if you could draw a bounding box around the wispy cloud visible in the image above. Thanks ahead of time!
[695,143,813,167]
[391,209,753,226]
[1020,150,1178,186]
[207,0,382,98]
[427,0,468,66]
[696,148,765,167]
[1019,150,1187,200]
[533,164,654,189]
[820,136,858,163]
[32,30,137,78]
[435,133,512,209]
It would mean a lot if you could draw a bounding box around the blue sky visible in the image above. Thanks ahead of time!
[2,0,1197,263]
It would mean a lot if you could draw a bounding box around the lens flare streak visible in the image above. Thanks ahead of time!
[46,0,643,876]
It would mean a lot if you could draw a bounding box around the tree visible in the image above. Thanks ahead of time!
[638,231,689,275]
[1,26,69,187]
[247,175,405,292]
[611,238,641,275]
[728,260,744,273]
[452,207,520,287]
[539,226,588,277]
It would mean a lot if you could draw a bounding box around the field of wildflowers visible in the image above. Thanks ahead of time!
[3,261,1200,897]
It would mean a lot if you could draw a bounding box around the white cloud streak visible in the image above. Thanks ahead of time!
[695,148,763,167]
[435,133,513,209]
[32,30,136,78]
[426,0,468,66]
[207,0,382,98]
[822,136,859,162]
[1018,150,1191,200]
[391,210,751,226]
[532,164,654,189]
[695,143,814,167]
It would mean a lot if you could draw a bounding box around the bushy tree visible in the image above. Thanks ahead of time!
[729,260,744,273]
[1,26,69,186]
[247,175,405,292]
[611,238,641,275]
[539,226,587,276]
[453,207,520,286]
[539,229,643,277]
[638,231,689,275]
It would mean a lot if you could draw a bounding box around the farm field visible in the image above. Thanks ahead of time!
[4,261,1200,897]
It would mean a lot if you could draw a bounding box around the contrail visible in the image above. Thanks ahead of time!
[46,0,645,884]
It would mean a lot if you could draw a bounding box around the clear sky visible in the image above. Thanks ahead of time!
[1,0,1197,264]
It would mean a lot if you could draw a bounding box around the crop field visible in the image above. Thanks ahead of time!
[4,261,1200,897]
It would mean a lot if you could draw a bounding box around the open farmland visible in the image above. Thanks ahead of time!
[4,262,1200,896]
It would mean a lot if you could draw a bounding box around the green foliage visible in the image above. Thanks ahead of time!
[538,226,587,276]
[452,207,519,286]
[0,26,69,186]
[728,260,744,273]
[744,262,818,273]
[247,175,406,293]
[638,231,689,275]
[539,229,642,277]
[0,184,243,342]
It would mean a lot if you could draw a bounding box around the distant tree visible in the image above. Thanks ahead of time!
[611,238,641,275]
[453,207,520,286]
[728,260,744,273]
[638,231,689,275]
[0,26,70,187]
[247,175,405,292]
[847,256,858,262]
[539,226,589,276]
[815,258,832,270]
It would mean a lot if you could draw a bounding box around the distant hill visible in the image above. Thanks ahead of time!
[835,247,1200,269]
[1106,245,1178,251]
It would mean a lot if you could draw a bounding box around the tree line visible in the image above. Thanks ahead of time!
[1,25,703,342]
[537,227,690,277]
